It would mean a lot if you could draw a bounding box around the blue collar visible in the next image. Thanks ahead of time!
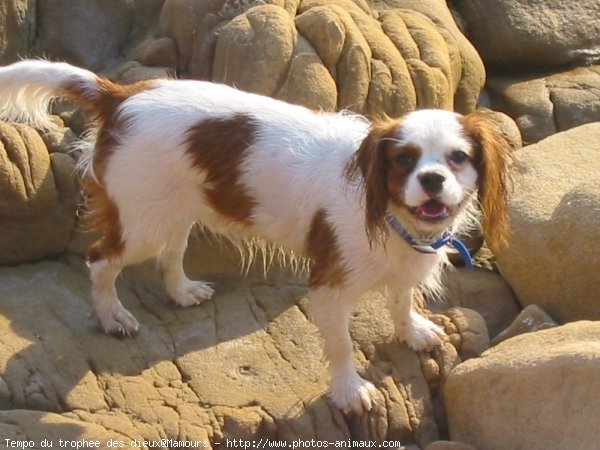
[384,212,473,270]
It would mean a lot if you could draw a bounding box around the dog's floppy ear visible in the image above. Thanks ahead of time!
[461,111,514,252]
[345,119,398,246]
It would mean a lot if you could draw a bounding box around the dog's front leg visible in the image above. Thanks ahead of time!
[387,288,446,351]
[309,287,378,415]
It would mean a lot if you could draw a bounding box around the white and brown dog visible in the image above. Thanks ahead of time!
[0,60,511,414]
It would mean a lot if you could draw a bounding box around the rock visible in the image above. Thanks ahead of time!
[483,110,522,150]
[159,0,221,78]
[0,121,77,264]
[372,0,486,114]
[38,117,79,154]
[445,322,600,450]
[441,307,489,360]
[434,268,520,340]
[0,0,35,64]
[491,304,558,346]
[496,124,600,322]
[161,0,484,114]
[0,410,140,448]
[111,60,176,84]
[488,66,600,143]
[0,233,469,445]
[275,35,338,111]
[35,0,135,71]
[128,36,178,69]
[213,5,297,97]
[453,0,600,69]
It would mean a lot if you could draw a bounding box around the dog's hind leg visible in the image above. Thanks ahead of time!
[89,229,172,335]
[158,224,214,307]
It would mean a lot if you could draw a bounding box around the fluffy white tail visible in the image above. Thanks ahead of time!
[0,59,100,130]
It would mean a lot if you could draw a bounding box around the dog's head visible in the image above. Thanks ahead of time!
[346,109,512,251]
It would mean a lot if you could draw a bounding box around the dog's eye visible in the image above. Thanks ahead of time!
[449,150,469,164]
[394,153,414,166]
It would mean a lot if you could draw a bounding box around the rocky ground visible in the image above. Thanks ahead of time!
[0,0,599,449]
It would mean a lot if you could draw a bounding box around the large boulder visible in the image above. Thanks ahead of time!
[0,235,489,447]
[496,123,600,322]
[433,267,520,340]
[0,121,77,265]
[445,322,600,450]
[487,65,600,143]
[453,0,600,69]
[34,0,165,71]
[161,0,485,115]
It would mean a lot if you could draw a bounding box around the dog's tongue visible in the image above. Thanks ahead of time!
[419,200,447,218]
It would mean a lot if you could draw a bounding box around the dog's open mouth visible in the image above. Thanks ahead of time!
[411,199,453,222]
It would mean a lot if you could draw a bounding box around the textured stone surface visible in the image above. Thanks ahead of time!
[35,0,135,71]
[433,268,520,340]
[0,121,77,265]
[454,0,600,69]
[161,0,484,115]
[445,322,600,450]
[491,304,558,346]
[488,65,600,143]
[0,410,139,448]
[496,124,600,322]
[0,234,483,446]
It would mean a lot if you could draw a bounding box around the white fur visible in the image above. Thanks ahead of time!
[0,60,483,415]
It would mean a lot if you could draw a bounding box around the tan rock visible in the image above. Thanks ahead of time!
[161,1,484,115]
[491,304,558,346]
[443,307,489,360]
[112,61,176,84]
[437,267,520,339]
[0,122,76,264]
[496,124,600,322]
[35,0,135,71]
[129,37,178,69]
[488,66,600,143]
[373,0,486,114]
[445,322,600,450]
[0,410,140,448]
[213,5,297,97]
[275,35,337,111]
[453,0,600,69]
[0,240,469,445]
[159,0,226,78]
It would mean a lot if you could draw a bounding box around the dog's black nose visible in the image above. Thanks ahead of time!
[418,171,446,195]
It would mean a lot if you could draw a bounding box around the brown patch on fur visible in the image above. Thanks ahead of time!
[186,114,257,224]
[306,209,348,288]
[460,111,513,252]
[344,118,405,246]
[65,77,157,180]
[384,144,421,205]
[83,178,124,263]
[62,77,158,262]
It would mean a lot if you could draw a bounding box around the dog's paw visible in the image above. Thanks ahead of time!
[403,311,446,351]
[330,374,379,415]
[96,304,140,337]
[169,280,214,307]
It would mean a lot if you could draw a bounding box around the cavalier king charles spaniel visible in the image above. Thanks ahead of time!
[0,60,511,414]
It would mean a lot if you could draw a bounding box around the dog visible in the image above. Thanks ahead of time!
[0,60,511,415]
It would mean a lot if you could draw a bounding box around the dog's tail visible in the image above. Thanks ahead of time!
[0,59,111,130]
